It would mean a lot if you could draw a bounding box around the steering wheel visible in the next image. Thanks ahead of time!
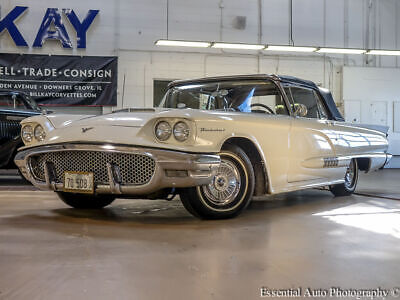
[250,103,275,114]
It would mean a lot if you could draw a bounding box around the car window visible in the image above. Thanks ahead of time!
[314,92,329,119]
[0,95,14,108]
[160,80,289,115]
[23,95,39,111]
[246,85,289,115]
[290,87,328,119]
[0,95,27,109]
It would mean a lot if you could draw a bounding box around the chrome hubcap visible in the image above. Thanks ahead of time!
[344,160,355,189]
[202,159,241,206]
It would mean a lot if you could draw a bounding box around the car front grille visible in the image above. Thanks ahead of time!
[29,150,156,185]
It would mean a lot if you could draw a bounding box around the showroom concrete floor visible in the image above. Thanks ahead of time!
[0,170,399,300]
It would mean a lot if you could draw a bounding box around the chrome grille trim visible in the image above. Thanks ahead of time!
[29,150,155,185]
[14,143,221,195]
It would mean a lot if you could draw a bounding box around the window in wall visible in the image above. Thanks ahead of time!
[153,80,174,107]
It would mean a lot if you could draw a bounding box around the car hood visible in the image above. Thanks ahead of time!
[45,107,260,129]
[20,107,289,153]
[46,108,172,129]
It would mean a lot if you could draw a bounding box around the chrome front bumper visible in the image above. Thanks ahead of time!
[14,143,221,195]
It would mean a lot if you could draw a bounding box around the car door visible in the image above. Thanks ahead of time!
[238,80,292,191]
[287,86,342,183]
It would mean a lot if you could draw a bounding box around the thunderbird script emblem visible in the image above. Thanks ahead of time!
[81,127,93,133]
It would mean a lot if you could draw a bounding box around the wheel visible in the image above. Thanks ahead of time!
[57,192,115,209]
[329,159,358,196]
[180,144,255,219]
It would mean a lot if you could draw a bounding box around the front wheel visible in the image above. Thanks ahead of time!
[57,192,115,209]
[180,144,255,219]
[329,159,358,196]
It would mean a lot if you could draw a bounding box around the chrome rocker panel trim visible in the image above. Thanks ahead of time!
[14,143,221,195]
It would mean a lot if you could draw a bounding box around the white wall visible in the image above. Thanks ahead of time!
[0,0,400,114]
[118,51,332,109]
[343,67,400,167]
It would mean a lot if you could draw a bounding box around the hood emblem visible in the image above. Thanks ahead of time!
[81,127,94,133]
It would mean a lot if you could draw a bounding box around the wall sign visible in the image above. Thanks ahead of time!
[0,6,99,48]
[0,53,117,106]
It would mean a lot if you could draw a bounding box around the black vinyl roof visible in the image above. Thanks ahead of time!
[168,74,317,89]
[168,74,344,121]
[277,75,317,89]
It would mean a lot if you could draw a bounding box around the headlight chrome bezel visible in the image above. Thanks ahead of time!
[154,121,172,141]
[173,121,190,142]
[34,124,46,142]
[21,123,47,144]
[154,119,192,143]
[21,124,34,143]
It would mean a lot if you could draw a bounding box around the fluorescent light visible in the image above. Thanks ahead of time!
[211,42,265,50]
[155,39,400,56]
[155,39,211,48]
[317,47,366,54]
[367,50,400,56]
[265,45,317,52]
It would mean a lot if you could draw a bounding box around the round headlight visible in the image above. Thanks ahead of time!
[21,125,33,143]
[155,121,172,141]
[34,124,46,141]
[173,121,190,142]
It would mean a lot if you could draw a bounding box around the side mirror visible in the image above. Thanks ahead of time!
[294,103,308,117]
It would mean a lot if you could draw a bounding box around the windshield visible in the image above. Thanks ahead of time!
[159,80,289,115]
[23,94,40,111]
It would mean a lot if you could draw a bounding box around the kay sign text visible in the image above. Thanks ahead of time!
[0,6,99,49]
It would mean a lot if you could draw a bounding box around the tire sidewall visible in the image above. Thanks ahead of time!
[181,144,255,219]
[196,151,249,212]
[329,158,359,196]
[344,159,358,193]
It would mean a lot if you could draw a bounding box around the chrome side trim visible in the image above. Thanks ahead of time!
[15,143,221,196]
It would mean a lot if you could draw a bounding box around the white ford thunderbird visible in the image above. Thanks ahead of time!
[15,75,390,219]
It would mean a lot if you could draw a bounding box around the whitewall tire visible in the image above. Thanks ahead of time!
[329,159,358,196]
[180,144,255,219]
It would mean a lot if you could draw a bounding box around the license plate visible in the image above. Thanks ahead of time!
[63,171,94,194]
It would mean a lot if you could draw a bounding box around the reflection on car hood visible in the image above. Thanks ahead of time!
[45,108,171,129]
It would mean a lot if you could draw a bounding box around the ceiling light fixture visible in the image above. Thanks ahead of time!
[317,48,366,54]
[154,40,400,56]
[367,50,400,56]
[265,45,317,52]
[155,39,211,48]
[211,42,265,50]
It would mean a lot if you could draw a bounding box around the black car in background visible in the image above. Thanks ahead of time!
[0,91,42,168]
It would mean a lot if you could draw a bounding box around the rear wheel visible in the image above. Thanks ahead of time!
[180,144,255,219]
[329,159,358,196]
[57,192,115,209]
